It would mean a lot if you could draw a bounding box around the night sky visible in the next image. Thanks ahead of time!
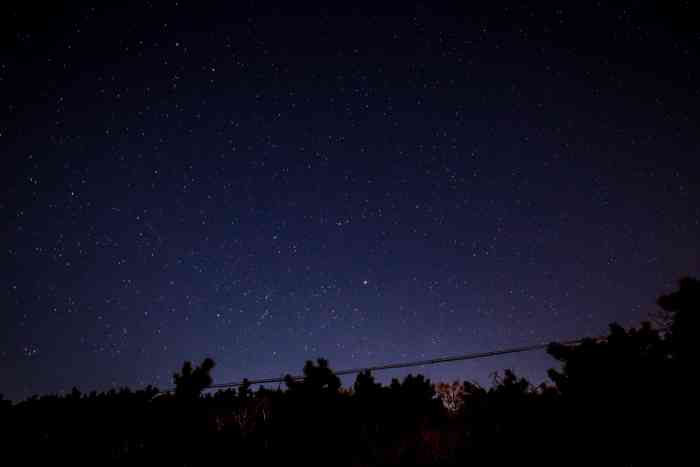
[2,2,698,402]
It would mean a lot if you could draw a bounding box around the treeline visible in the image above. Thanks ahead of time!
[1,277,696,466]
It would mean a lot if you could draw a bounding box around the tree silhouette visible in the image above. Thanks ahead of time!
[543,280,692,465]
[353,370,382,400]
[284,358,340,395]
[657,276,699,363]
[279,359,345,466]
[3,277,695,466]
[656,276,697,461]
[173,357,215,401]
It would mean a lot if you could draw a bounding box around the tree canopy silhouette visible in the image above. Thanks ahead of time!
[542,277,698,465]
[657,276,699,362]
[3,277,696,466]
[173,357,215,401]
[284,357,341,395]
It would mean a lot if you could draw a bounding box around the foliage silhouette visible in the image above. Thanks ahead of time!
[1,277,694,466]
[657,276,699,363]
[284,357,341,395]
[173,357,215,401]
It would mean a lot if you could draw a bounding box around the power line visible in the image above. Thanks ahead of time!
[204,336,602,391]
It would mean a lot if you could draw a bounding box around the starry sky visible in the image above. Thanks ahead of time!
[2,2,698,401]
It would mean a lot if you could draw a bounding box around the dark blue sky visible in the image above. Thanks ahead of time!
[2,2,698,401]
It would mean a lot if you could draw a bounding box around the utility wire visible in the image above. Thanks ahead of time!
[204,336,603,391]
